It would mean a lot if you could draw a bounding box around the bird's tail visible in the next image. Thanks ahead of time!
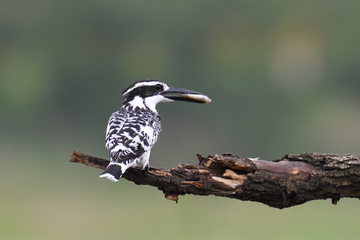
[99,163,124,182]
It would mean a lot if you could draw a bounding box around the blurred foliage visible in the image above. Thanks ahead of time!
[1,1,360,239]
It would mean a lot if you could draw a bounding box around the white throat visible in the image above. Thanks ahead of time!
[144,95,173,113]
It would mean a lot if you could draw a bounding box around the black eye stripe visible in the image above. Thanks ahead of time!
[155,84,163,90]
[123,84,164,104]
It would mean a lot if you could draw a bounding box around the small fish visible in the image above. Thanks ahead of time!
[178,93,212,103]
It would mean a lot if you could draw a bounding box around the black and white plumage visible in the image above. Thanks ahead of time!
[100,79,211,182]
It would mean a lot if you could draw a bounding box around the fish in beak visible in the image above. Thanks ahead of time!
[161,86,211,104]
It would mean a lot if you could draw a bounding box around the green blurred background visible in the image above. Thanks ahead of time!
[1,1,360,239]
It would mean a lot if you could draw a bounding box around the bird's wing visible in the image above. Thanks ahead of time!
[105,109,127,151]
[109,143,146,165]
[105,109,155,165]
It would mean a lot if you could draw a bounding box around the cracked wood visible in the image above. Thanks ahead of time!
[70,151,360,209]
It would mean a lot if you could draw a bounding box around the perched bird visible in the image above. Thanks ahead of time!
[100,79,211,182]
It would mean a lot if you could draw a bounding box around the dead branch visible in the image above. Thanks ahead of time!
[70,151,360,208]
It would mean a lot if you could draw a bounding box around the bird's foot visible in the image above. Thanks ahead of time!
[142,165,150,178]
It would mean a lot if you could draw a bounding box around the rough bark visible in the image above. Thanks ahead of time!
[70,151,360,209]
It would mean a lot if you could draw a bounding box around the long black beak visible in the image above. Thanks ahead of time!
[161,86,211,103]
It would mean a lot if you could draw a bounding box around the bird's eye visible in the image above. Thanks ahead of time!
[155,84,163,90]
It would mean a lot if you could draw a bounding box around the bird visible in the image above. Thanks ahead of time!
[100,79,211,182]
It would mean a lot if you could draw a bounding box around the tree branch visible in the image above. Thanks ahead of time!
[70,151,360,208]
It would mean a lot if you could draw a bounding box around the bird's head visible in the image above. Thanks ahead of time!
[122,79,211,112]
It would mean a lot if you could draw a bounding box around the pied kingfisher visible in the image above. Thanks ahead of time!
[100,79,211,182]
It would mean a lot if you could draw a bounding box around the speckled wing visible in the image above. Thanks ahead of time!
[105,107,161,165]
